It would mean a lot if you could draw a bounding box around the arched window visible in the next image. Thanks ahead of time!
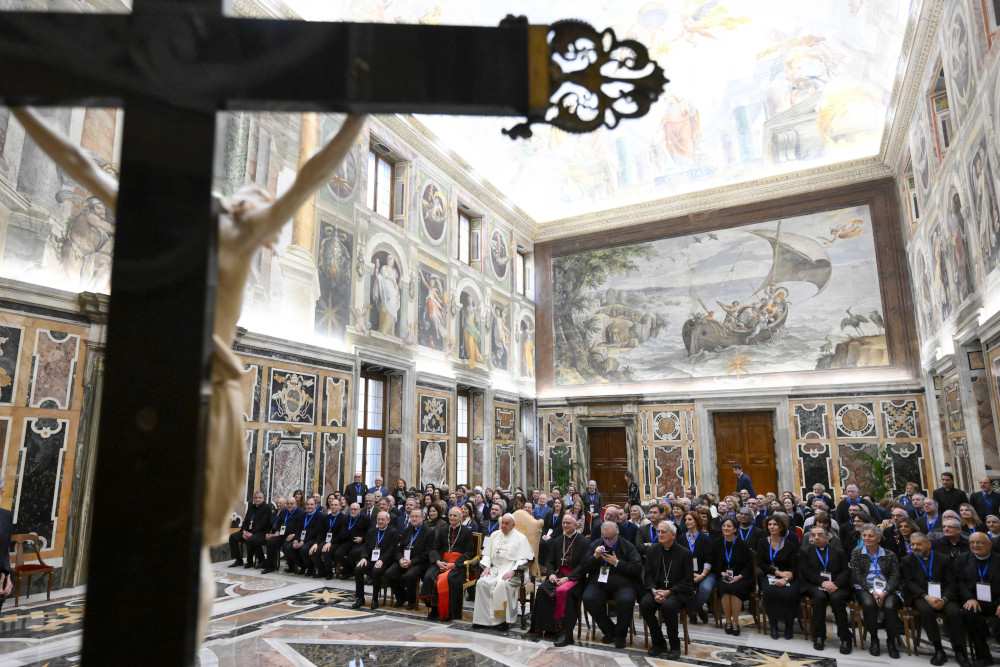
[929,61,953,161]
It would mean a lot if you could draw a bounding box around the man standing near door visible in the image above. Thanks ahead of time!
[734,465,755,497]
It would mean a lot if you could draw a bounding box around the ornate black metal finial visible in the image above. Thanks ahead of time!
[505,20,669,140]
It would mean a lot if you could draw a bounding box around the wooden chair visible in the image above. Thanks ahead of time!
[513,517,542,630]
[460,532,484,601]
[898,607,922,656]
[640,608,691,654]
[847,601,867,648]
[585,598,636,646]
[12,533,54,605]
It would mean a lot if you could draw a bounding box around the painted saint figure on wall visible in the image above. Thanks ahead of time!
[369,250,401,337]
[491,303,509,371]
[458,290,483,369]
[418,267,447,350]
[520,318,535,378]
[948,189,975,303]
[59,195,116,291]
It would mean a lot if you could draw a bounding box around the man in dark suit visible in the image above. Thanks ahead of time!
[639,521,694,659]
[581,520,643,649]
[284,497,323,575]
[734,507,763,552]
[315,498,345,579]
[385,508,434,609]
[971,477,1000,523]
[833,484,878,525]
[636,504,665,557]
[901,533,965,667]
[733,464,755,497]
[397,498,418,534]
[0,500,12,606]
[421,506,475,621]
[336,502,370,579]
[934,472,969,515]
[351,510,399,610]
[801,525,853,654]
[262,496,303,574]
[589,505,637,545]
[956,532,1000,666]
[932,518,970,558]
[370,475,390,500]
[229,491,273,568]
[343,472,369,506]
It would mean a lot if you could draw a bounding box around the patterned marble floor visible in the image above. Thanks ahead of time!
[0,563,980,666]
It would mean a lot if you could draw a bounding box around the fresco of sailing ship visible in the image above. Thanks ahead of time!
[550,204,890,387]
[682,222,831,355]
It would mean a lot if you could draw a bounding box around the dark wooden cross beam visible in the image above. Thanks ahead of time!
[0,2,549,664]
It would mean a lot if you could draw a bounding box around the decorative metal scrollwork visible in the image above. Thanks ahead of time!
[504,19,668,140]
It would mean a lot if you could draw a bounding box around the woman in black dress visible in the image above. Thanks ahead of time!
[683,511,716,624]
[757,514,800,639]
[624,471,640,509]
[715,517,754,635]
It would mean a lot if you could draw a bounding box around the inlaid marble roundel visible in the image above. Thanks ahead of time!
[652,411,681,441]
[835,403,875,438]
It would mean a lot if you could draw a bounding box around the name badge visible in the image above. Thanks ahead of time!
[978,582,992,602]
[767,575,778,586]
[249,519,253,530]
[279,525,286,536]
[371,548,381,561]
[693,557,699,572]
[590,505,595,513]
[928,582,942,598]
[723,570,733,582]
[873,577,886,594]
[403,548,411,561]
[598,566,610,583]
[821,571,832,582]
[546,529,553,537]
[300,530,306,541]
[326,532,333,543]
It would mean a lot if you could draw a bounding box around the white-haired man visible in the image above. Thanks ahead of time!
[472,513,536,631]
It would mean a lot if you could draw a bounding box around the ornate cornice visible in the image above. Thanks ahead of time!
[534,157,893,242]
[377,114,538,241]
[880,0,945,170]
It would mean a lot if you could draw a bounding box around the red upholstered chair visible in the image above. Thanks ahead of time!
[11,533,55,605]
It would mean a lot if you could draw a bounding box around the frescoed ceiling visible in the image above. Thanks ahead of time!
[284,1,916,224]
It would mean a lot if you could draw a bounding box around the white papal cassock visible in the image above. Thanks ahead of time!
[472,527,535,625]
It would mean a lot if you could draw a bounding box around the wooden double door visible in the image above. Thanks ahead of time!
[714,411,777,498]
[588,427,629,507]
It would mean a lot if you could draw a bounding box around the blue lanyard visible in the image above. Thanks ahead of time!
[348,515,359,531]
[867,550,881,578]
[927,515,938,531]
[970,526,978,533]
[356,484,362,494]
[915,510,925,518]
[605,541,618,553]
[487,520,498,534]
[376,528,386,546]
[918,552,934,580]
[687,532,698,550]
[905,541,912,553]
[724,538,735,566]
[739,526,752,542]
[815,547,829,571]
[978,560,990,581]
[282,510,292,525]
[769,537,785,564]
[329,513,339,529]
[303,508,318,529]
[408,525,422,547]
[650,526,656,543]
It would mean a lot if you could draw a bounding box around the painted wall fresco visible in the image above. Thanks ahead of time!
[551,205,887,386]
[282,1,919,222]
[0,312,88,558]
[414,387,453,489]
[789,395,931,503]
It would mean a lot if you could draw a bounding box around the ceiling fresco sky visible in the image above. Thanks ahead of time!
[286,1,915,223]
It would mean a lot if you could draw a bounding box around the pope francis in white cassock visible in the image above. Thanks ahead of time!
[472,513,535,629]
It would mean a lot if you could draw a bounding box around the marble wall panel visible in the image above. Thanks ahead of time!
[888,441,928,495]
[0,324,24,405]
[0,418,9,476]
[797,442,833,499]
[471,441,484,488]
[683,409,695,443]
[419,439,447,488]
[794,403,828,439]
[833,402,877,439]
[642,445,652,496]
[653,445,683,497]
[267,368,317,425]
[548,412,572,443]
[495,405,515,441]
[28,330,79,409]
[472,392,484,441]
[13,418,69,550]
[837,441,877,489]
[260,430,280,503]
[388,374,402,435]
[241,363,262,422]
[322,433,345,497]
[973,375,1000,471]
[244,430,258,504]
[270,436,306,499]
[651,411,681,441]
[325,376,349,427]
[496,443,514,492]
[418,394,448,435]
[386,436,401,486]
[304,433,316,496]
[881,399,921,438]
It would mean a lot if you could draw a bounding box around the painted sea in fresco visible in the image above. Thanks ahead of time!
[551,205,889,385]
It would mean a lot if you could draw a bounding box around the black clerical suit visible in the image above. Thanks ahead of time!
[900,550,965,651]
[354,524,399,602]
[956,550,1000,661]
[972,490,1000,523]
[934,485,969,515]
[580,537,643,644]
[343,481,369,506]
[315,512,346,578]
[932,534,970,559]
[336,512,370,576]
[801,542,852,642]
[420,523,475,620]
[263,506,303,572]
[384,521,434,607]
[285,507,325,574]
[918,512,943,536]
[537,510,563,565]
[229,501,273,565]
[531,530,590,636]
[639,541,694,651]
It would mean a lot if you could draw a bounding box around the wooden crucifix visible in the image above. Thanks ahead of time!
[0,3,665,664]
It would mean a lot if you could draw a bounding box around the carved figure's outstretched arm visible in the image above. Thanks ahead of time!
[237,115,366,253]
[11,108,119,212]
